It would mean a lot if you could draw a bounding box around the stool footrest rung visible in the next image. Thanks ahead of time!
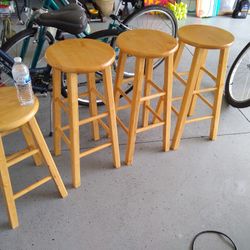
[97,119,110,136]
[6,148,40,168]
[122,77,134,84]
[140,92,165,102]
[116,104,131,111]
[172,96,183,102]
[92,88,106,105]
[137,122,164,133]
[186,115,213,124]
[58,98,69,114]
[13,176,52,200]
[117,88,132,104]
[174,71,187,86]
[80,142,112,158]
[79,112,108,126]
[147,80,164,93]
[193,87,217,94]
[171,105,179,116]
[197,93,214,109]
[145,104,163,122]
[116,116,129,134]
[201,66,217,81]
[58,129,71,148]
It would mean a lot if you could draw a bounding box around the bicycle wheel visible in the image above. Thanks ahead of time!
[225,42,250,108]
[61,29,122,106]
[120,5,177,76]
[1,27,53,92]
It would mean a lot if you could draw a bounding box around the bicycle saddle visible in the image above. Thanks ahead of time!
[36,4,88,35]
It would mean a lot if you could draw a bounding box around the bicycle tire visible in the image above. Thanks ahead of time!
[118,5,177,77]
[1,27,54,91]
[61,29,123,106]
[225,42,250,108]
[1,27,54,68]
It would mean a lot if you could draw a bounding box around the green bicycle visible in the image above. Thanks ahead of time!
[1,0,177,105]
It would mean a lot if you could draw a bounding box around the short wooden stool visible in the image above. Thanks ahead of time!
[114,29,178,165]
[45,39,120,188]
[0,87,68,229]
[165,25,234,150]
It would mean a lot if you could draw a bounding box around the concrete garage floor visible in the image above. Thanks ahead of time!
[0,4,250,250]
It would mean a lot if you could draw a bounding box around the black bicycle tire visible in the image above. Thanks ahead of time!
[61,29,123,106]
[123,5,177,37]
[122,5,177,74]
[225,42,250,108]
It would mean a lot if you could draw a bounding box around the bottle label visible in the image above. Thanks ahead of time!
[14,75,31,85]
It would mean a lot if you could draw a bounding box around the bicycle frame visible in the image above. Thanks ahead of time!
[19,0,124,69]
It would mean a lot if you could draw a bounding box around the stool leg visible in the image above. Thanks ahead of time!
[67,73,81,188]
[103,68,121,168]
[21,124,43,166]
[142,58,153,127]
[153,42,185,124]
[171,48,206,150]
[0,135,19,229]
[174,41,185,70]
[114,52,127,106]
[28,118,68,198]
[210,48,229,140]
[53,69,62,156]
[188,50,208,116]
[87,72,100,141]
[163,54,174,151]
[125,58,145,165]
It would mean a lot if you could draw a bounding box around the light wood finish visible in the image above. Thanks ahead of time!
[125,58,145,165]
[116,29,178,58]
[171,25,233,150]
[0,87,39,132]
[114,52,127,106]
[45,39,115,73]
[178,24,234,49]
[46,38,121,188]
[27,118,68,198]
[171,48,207,150]
[0,87,67,229]
[52,68,62,156]
[188,50,208,116]
[21,124,43,166]
[162,54,174,151]
[142,59,153,127]
[87,72,100,141]
[210,48,229,140]
[0,135,18,229]
[67,73,81,188]
[114,29,178,165]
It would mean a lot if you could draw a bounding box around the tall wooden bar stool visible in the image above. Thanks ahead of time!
[114,29,178,165]
[169,24,234,150]
[0,87,68,229]
[45,39,120,188]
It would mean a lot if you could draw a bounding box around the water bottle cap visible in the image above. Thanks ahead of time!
[14,57,22,63]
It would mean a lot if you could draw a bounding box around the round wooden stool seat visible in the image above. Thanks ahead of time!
[116,29,178,58]
[45,39,115,73]
[178,24,234,49]
[0,87,39,132]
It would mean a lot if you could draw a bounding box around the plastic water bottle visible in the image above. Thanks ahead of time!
[12,57,34,106]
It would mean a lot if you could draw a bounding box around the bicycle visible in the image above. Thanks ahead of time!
[225,42,250,108]
[1,0,177,106]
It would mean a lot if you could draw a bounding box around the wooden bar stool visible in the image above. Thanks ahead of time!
[45,39,120,188]
[169,25,234,149]
[114,29,178,165]
[0,87,68,229]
